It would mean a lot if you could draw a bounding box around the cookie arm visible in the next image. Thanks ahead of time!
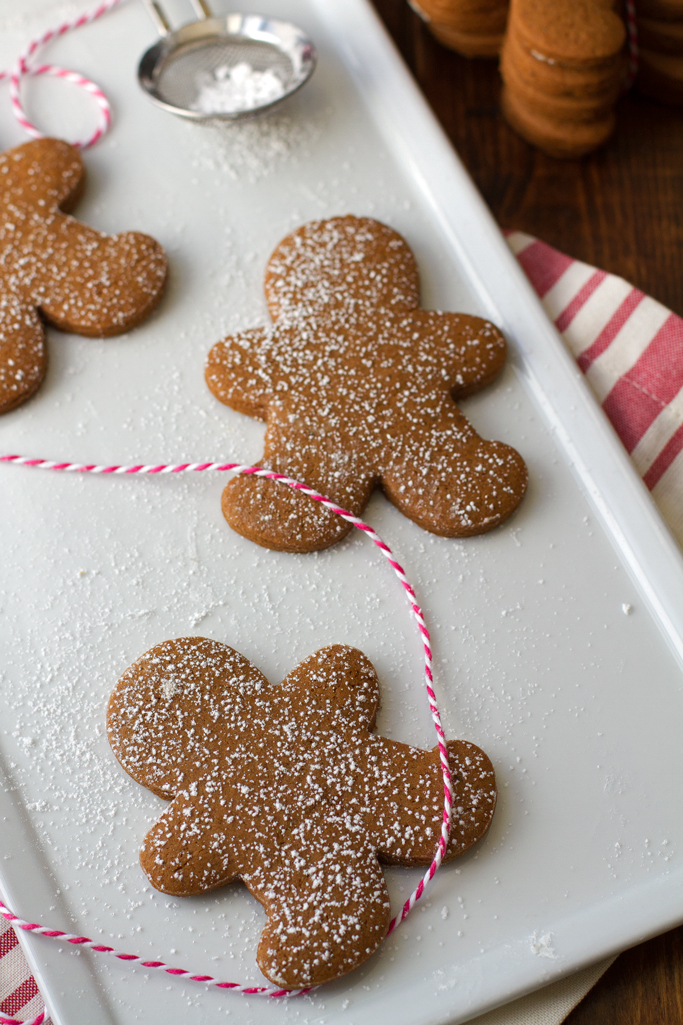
[37,222,167,337]
[107,637,268,800]
[366,737,496,864]
[206,328,284,420]
[278,644,380,733]
[412,311,508,397]
[140,792,243,896]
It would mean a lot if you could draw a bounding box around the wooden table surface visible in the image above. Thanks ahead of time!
[369,2,683,1022]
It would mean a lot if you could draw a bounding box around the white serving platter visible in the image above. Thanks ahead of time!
[1,1,683,1023]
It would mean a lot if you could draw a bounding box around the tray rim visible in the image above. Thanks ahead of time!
[2,1,683,1023]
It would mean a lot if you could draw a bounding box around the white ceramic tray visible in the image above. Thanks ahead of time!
[1,1,683,1023]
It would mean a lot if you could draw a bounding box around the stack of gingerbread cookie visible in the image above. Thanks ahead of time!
[637,0,683,105]
[409,0,509,58]
[499,0,627,157]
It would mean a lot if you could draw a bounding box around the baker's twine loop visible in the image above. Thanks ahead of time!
[0,454,454,1025]
[0,0,124,149]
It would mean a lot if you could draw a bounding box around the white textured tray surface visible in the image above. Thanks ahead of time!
[1,2,683,1024]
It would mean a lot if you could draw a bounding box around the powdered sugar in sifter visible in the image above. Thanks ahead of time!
[138,0,317,121]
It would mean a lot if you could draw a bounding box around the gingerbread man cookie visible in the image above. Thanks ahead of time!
[0,138,167,414]
[206,216,526,553]
[107,638,496,989]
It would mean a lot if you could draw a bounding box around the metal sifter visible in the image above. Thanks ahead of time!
[138,0,317,121]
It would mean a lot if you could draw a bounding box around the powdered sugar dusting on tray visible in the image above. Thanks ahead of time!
[187,108,323,183]
[0,0,95,34]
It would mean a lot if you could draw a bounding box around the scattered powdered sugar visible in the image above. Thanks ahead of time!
[530,931,557,959]
[192,63,286,115]
[189,108,322,182]
[0,0,94,33]
[159,675,182,700]
[0,479,473,992]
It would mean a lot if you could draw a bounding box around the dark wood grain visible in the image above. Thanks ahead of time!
[368,2,683,1021]
[565,926,683,1025]
[370,0,683,316]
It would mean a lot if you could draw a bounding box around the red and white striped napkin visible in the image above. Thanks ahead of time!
[0,921,45,1025]
[2,234,683,1025]
[508,230,683,547]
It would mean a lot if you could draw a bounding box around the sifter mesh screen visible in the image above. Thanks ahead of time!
[154,38,295,109]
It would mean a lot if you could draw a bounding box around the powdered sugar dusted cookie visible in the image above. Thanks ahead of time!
[206,216,527,553]
[107,638,497,989]
[0,138,167,414]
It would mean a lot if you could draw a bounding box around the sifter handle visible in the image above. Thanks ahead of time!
[189,0,214,18]
[140,0,171,36]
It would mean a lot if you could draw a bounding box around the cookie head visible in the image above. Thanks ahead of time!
[108,638,497,989]
[264,216,419,322]
[107,638,270,800]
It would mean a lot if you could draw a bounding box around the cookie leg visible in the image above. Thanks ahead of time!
[222,441,375,553]
[248,842,391,988]
[383,413,527,537]
[0,300,46,414]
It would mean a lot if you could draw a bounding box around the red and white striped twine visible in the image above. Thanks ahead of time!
[0,0,124,149]
[0,454,454,1025]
